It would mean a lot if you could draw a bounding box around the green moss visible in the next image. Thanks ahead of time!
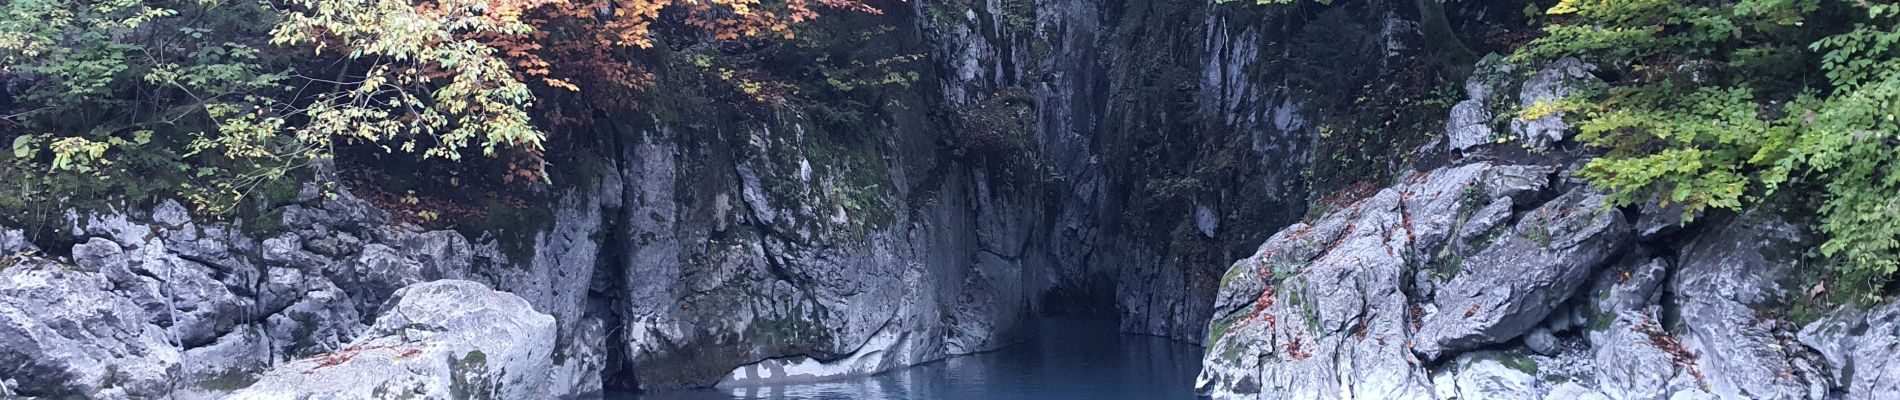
[999,0,1035,32]
[1219,265,1248,289]
[1219,340,1249,363]
[448,350,493,400]
[194,369,259,392]
[1588,295,1616,332]
[923,2,971,27]
[1523,225,1554,247]
[1206,310,1249,345]
[455,198,554,266]
[1496,354,1541,375]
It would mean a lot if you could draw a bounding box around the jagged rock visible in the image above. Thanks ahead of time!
[231,280,558,399]
[548,317,607,398]
[69,237,250,349]
[261,273,361,359]
[1593,312,1700,400]
[1672,212,1828,399]
[152,200,192,228]
[1572,254,1709,400]
[1415,188,1631,360]
[1635,201,1690,240]
[1446,99,1495,153]
[1510,57,1597,150]
[1588,256,1669,322]
[0,258,180,399]
[1196,163,1554,400]
[1799,301,1900,399]
[1197,185,1431,399]
[0,226,34,254]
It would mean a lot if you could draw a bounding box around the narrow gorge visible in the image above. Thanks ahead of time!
[4,0,1900,399]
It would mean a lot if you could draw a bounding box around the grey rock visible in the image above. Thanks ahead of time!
[1594,312,1693,400]
[1510,58,1597,150]
[173,326,271,399]
[232,280,558,400]
[0,258,179,399]
[1432,353,1540,400]
[78,211,154,249]
[262,275,361,359]
[152,200,192,228]
[1524,327,1560,356]
[1198,186,1433,399]
[1670,390,1722,400]
[1547,382,1611,400]
[1415,188,1630,360]
[1590,256,1669,322]
[1196,202,1220,238]
[341,243,428,318]
[1456,198,1515,250]
[1198,163,1543,400]
[1466,55,1517,101]
[1446,99,1495,153]
[1799,301,1900,399]
[0,226,34,254]
[1635,200,1690,240]
[1672,212,1828,399]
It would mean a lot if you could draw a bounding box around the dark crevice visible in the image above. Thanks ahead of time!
[595,134,640,393]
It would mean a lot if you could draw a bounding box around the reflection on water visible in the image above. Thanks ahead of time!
[615,317,1203,400]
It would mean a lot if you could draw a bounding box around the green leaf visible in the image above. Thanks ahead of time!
[11,136,36,159]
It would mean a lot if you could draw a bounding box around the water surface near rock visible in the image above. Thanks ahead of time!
[618,316,1203,400]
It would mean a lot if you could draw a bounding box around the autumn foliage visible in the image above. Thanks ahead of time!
[0,0,878,218]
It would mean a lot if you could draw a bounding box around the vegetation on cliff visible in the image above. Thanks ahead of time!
[1225,0,1900,301]
[0,0,877,220]
[1516,0,1900,300]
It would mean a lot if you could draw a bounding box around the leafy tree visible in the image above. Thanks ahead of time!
[1518,0,1900,300]
[0,0,874,220]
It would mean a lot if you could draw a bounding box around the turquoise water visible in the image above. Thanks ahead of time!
[618,317,1204,400]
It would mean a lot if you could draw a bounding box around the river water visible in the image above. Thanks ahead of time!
[618,316,1204,400]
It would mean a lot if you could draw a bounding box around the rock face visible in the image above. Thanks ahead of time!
[1672,213,1829,399]
[0,179,612,398]
[1802,301,1900,399]
[1195,162,1565,399]
[1413,188,1631,359]
[0,258,181,399]
[1197,55,1898,400]
[230,280,557,399]
[1193,145,1854,400]
[11,1,1900,399]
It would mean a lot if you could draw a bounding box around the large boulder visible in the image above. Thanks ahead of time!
[1800,298,1900,399]
[231,280,558,399]
[1582,256,1710,400]
[0,258,180,399]
[1196,163,1555,399]
[1672,213,1829,399]
[1413,188,1631,359]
